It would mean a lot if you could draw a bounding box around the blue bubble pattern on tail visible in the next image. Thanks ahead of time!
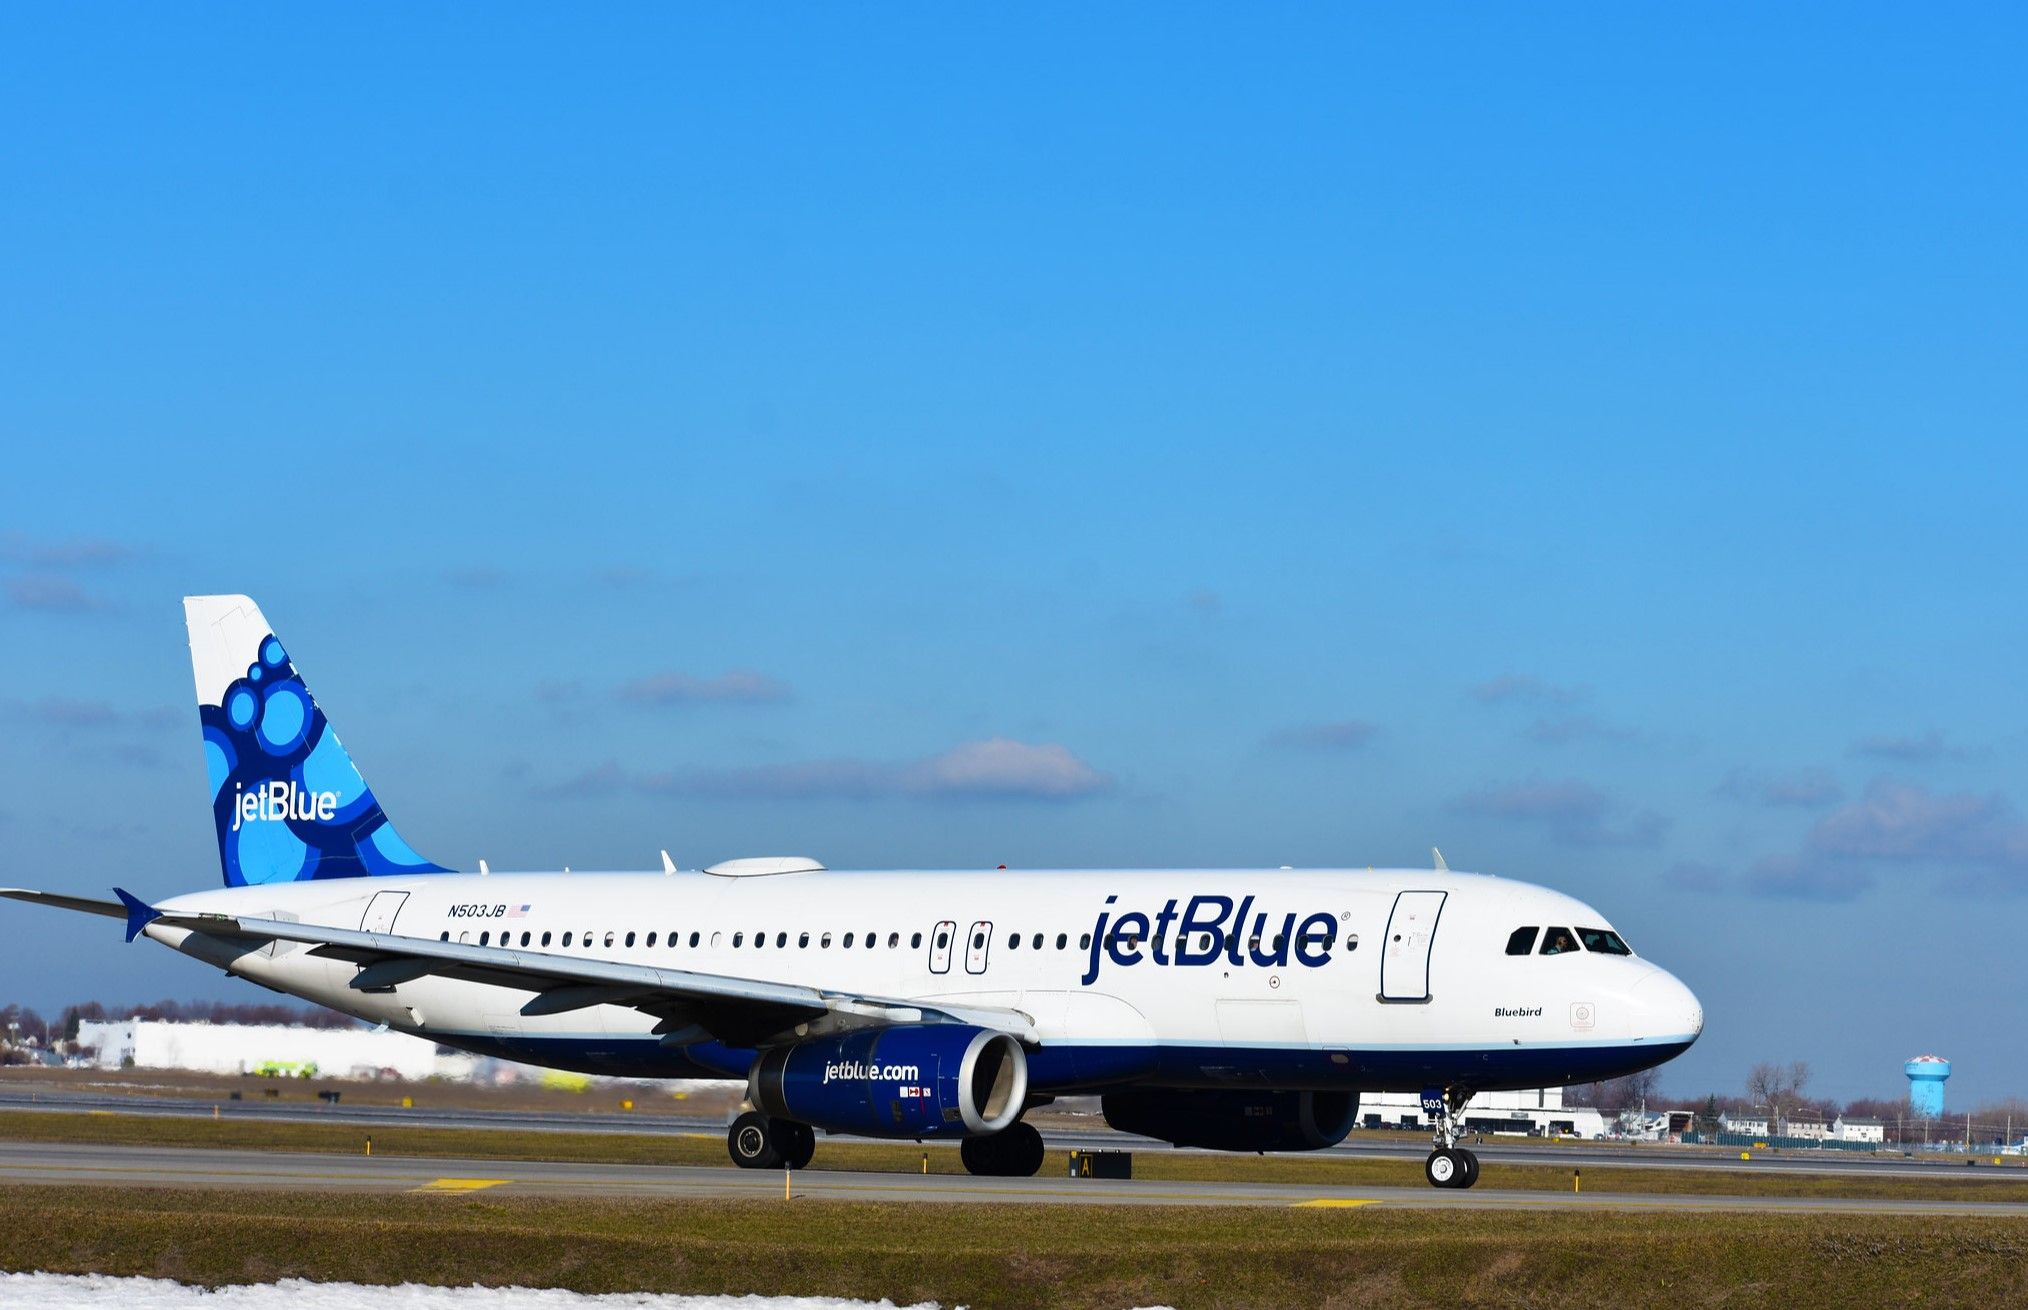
[198,631,452,885]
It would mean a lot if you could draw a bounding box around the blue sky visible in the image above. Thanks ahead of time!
[1,6,2024,1107]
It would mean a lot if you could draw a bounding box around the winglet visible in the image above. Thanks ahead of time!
[112,887,161,943]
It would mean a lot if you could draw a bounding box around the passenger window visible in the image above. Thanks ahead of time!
[439,931,449,942]
[707,931,718,947]
[888,932,900,948]
[479,931,489,946]
[1344,934,1358,952]
[822,933,833,948]
[733,932,744,947]
[520,931,531,947]
[690,931,701,947]
[912,932,923,949]
[1578,927,1632,955]
[755,931,766,948]
[776,932,787,948]
[625,932,636,947]
[843,933,854,948]
[604,932,615,948]
[645,932,656,947]
[1080,932,1092,949]
[1032,933,1043,949]
[1506,927,1539,956]
[936,931,949,950]
[1007,933,1020,950]
[540,931,551,946]
[799,932,810,949]
[1540,927,1578,956]
[562,932,573,947]
[1055,933,1067,949]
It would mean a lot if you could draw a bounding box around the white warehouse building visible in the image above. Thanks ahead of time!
[76,1019,465,1081]
[1356,1086,1609,1139]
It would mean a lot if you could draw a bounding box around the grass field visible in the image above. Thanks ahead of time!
[4,1109,2028,1204]
[0,1183,2022,1308]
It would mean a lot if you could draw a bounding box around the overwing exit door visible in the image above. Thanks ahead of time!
[964,920,994,974]
[1379,890,1447,1002]
[928,920,956,974]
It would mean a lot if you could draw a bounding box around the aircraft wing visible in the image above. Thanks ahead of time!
[0,888,1035,1048]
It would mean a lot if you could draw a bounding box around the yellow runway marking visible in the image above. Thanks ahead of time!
[1292,1198,1381,1208]
[412,1178,509,1193]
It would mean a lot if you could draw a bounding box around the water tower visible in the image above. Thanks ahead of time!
[1905,1055,1950,1119]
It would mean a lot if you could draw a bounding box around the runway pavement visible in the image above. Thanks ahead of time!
[0,1138,2023,1215]
[0,1086,2012,1182]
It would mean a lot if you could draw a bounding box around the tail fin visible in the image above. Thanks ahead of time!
[185,595,453,886]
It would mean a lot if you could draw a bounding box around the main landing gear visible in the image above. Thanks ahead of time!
[1422,1086,1480,1189]
[728,1110,815,1170]
[959,1121,1045,1177]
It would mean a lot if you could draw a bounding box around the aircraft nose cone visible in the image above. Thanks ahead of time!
[1634,968,1703,1044]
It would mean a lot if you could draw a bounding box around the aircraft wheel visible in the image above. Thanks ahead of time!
[773,1119,816,1171]
[959,1133,1003,1176]
[1003,1122,1045,1177]
[729,1111,781,1169]
[1456,1147,1480,1189]
[1424,1147,1464,1188]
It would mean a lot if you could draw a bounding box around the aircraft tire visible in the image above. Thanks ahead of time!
[1424,1148,1464,1188]
[959,1133,1004,1176]
[1457,1147,1480,1189]
[729,1111,781,1169]
[773,1119,817,1171]
[1003,1122,1045,1177]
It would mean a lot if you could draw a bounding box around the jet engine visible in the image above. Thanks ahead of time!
[1101,1088,1359,1151]
[749,1024,1028,1139]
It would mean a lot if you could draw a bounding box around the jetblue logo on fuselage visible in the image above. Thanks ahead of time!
[1080,894,1339,986]
[229,780,338,831]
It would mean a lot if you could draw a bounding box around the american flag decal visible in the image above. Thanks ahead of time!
[507,904,530,918]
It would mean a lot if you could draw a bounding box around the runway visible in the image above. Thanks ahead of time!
[1,1139,2024,1215]
[0,1086,2011,1182]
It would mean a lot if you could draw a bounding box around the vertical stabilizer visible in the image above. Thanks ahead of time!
[185,595,453,886]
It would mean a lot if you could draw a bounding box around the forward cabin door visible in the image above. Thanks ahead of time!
[1379,890,1447,1002]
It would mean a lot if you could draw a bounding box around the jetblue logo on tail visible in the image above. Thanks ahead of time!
[230,781,340,831]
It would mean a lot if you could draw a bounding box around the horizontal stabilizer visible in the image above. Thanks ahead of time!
[0,889,128,920]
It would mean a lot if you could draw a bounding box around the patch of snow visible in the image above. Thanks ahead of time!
[0,1273,943,1309]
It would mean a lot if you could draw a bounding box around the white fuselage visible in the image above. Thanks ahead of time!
[148,865,1702,1095]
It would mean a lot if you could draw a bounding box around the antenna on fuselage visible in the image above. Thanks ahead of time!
[661,849,677,876]
[1432,848,1449,873]
[478,859,490,876]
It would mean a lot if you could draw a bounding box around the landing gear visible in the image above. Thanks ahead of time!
[959,1121,1045,1177]
[727,1111,816,1170]
[1421,1087,1480,1189]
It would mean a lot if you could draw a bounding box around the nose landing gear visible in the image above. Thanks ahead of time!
[1420,1086,1480,1189]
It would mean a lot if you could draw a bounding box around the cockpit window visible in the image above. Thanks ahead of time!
[1578,927,1632,955]
[1505,927,1539,956]
[1540,927,1578,956]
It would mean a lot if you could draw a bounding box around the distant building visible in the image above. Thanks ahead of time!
[75,1019,464,1081]
[1356,1086,1609,1139]
[1835,1117,1885,1144]
[1783,1116,1830,1142]
[1720,1111,1771,1137]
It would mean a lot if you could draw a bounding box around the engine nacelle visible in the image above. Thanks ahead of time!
[1101,1088,1359,1152]
[749,1024,1028,1140]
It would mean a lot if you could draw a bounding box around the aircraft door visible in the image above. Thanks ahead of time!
[360,890,409,935]
[965,920,994,975]
[1379,890,1447,1002]
[928,920,956,974]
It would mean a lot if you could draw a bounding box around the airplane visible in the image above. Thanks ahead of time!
[2,595,1702,1188]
